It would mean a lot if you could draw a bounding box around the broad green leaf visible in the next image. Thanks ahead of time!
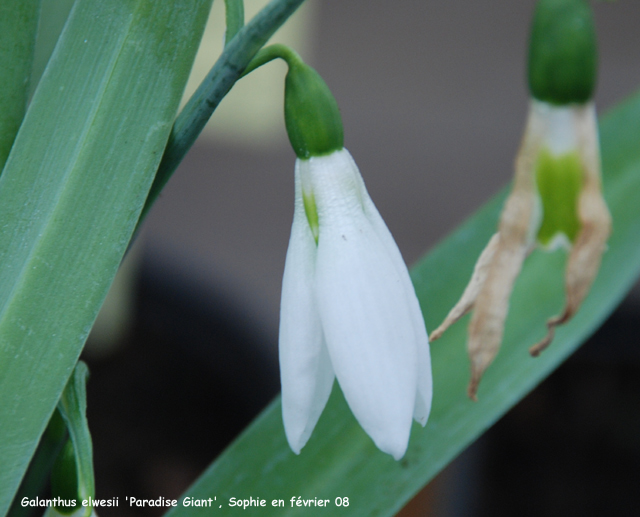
[29,0,76,98]
[0,0,41,170]
[166,91,640,516]
[0,0,213,512]
[7,411,66,517]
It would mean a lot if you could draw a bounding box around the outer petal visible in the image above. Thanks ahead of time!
[430,233,500,342]
[303,151,418,460]
[412,334,433,426]
[344,150,432,426]
[279,162,335,454]
[466,102,542,399]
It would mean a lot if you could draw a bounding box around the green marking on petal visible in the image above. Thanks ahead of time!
[303,191,320,244]
[535,147,583,247]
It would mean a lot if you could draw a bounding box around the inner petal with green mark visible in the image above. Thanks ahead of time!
[303,191,320,244]
[535,147,583,248]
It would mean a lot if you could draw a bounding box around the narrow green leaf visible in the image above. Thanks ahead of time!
[0,0,41,170]
[0,0,213,512]
[166,91,640,515]
[224,0,245,46]
[56,362,93,514]
[50,441,80,514]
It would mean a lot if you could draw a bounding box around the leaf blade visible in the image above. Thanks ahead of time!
[0,0,213,511]
[0,0,41,170]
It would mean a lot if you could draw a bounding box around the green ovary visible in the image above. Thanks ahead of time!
[535,147,583,247]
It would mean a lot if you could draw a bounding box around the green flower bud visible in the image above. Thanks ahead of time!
[284,60,344,159]
[528,0,597,105]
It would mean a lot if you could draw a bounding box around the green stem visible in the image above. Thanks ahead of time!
[224,0,245,46]
[138,0,307,225]
[241,43,303,77]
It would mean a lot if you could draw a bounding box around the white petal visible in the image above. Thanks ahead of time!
[303,151,418,460]
[412,336,433,426]
[530,100,577,155]
[344,150,433,426]
[279,163,335,454]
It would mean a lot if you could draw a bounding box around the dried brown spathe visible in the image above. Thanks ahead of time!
[431,101,611,400]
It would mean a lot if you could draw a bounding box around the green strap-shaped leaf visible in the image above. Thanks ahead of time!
[224,0,245,46]
[7,411,67,517]
[0,0,41,170]
[29,0,76,99]
[50,441,80,515]
[166,91,640,516]
[0,0,213,512]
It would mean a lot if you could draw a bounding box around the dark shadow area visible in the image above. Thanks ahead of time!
[475,303,640,517]
[84,258,280,516]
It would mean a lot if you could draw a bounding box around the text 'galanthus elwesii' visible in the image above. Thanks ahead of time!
[268,46,432,460]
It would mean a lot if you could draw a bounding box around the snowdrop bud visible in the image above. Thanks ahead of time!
[528,0,597,105]
[284,59,343,159]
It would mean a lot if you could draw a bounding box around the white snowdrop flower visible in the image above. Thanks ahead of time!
[279,148,432,460]
[247,45,433,459]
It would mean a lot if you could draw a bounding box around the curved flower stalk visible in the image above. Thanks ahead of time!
[250,45,432,459]
[431,0,610,399]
